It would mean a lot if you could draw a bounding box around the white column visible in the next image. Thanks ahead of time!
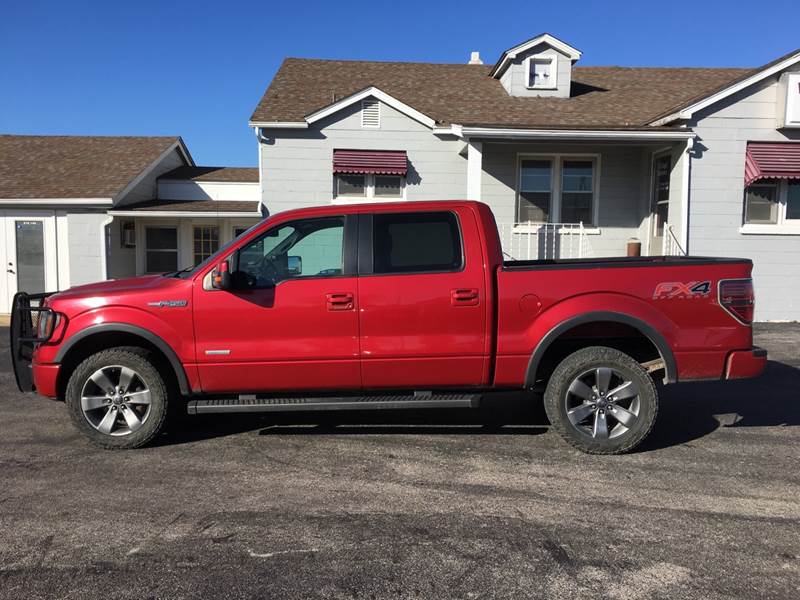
[466,140,483,201]
[679,137,694,254]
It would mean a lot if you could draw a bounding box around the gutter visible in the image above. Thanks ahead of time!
[458,127,697,142]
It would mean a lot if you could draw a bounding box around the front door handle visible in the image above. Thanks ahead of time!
[326,292,354,311]
[451,288,479,306]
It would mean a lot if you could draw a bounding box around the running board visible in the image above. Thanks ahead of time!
[187,393,481,415]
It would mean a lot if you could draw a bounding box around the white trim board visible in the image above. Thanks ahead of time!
[108,210,261,218]
[113,140,195,204]
[647,50,800,126]
[460,127,696,141]
[249,121,309,129]
[305,87,437,129]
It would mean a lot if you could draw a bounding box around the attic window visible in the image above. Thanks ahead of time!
[361,99,380,128]
[527,55,556,89]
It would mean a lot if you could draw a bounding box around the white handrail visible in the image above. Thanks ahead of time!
[662,222,686,256]
[497,222,591,260]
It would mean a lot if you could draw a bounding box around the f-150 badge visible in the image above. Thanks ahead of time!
[653,281,711,299]
[147,300,188,308]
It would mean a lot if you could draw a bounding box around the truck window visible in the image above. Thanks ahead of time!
[372,212,463,274]
[236,216,345,287]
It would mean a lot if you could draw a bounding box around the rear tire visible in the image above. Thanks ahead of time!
[65,347,169,449]
[543,346,658,455]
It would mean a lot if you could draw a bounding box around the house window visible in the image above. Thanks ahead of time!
[517,156,597,224]
[193,226,219,265]
[561,160,594,224]
[745,181,779,224]
[518,159,552,221]
[527,55,556,89]
[145,227,178,273]
[745,179,800,226]
[334,174,405,201]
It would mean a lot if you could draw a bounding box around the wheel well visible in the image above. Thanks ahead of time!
[55,332,180,401]
[530,321,666,388]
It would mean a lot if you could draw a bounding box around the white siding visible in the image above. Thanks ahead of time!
[67,212,109,286]
[260,99,467,214]
[158,180,260,201]
[688,69,800,321]
[114,148,187,207]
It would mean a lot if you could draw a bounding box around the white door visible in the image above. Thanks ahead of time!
[1,211,58,313]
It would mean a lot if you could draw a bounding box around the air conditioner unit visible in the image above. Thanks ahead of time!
[121,221,136,248]
[777,72,800,129]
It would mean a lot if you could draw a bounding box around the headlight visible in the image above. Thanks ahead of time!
[36,310,57,341]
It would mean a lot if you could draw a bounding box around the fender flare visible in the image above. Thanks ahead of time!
[524,310,677,387]
[54,322,190,395]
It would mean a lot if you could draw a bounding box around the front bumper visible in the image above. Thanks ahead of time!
[724,347,767,380]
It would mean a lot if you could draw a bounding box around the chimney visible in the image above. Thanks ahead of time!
[468,51,483,65]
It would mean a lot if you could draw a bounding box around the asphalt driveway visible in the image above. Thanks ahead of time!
[0,325,798,599]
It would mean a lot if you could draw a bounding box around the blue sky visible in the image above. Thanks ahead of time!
[2,0,797,166]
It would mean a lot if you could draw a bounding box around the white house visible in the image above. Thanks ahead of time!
[249,33,800,320]
[0,135,260,313]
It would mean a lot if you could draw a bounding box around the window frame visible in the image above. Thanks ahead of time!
[225,214,356,289]
[525,54,558,90]
[741,179,800,235]
[333,173,406,204]
[143,226,179,274]
[358,211,465,277]
[515,153,601,230]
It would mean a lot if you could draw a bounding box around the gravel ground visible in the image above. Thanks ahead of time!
[0,324,798,599]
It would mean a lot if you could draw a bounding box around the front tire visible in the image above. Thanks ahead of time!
[544,346,658,455]
[65,348,169,449]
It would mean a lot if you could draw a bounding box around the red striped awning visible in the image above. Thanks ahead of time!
[333,149,407,175]
[745,142,800,186]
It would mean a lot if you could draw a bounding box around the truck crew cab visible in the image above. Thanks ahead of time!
[11,201,766,454]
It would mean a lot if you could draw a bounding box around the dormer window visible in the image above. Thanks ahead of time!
[527,55,556,89]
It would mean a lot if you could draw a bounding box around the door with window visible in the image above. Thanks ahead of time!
[650,153,671,254]
[357,208,488,388]
[0,211,58,313]
[192,214,361,393]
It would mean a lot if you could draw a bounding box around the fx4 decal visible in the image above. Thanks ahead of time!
[653,280,711,300]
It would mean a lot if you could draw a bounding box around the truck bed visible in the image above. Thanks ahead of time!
[503,255,752,271]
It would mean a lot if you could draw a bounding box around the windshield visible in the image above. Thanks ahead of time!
[169,221,265,278]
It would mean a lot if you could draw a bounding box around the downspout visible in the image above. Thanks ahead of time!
[255,127,269,218]
[100,214,113,280]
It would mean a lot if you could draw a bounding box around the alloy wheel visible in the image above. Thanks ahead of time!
[80,365,152,436]
[563,366,641,439]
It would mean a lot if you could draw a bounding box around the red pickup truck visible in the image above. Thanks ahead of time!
[11,200,765,454]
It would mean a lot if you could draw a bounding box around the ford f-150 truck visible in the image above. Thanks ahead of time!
[10,201,766,454]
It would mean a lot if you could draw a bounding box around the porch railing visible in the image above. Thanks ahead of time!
[497,222,591,261]
[662,222,686,256]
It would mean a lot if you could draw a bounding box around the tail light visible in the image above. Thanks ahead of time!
[719,279,754,325]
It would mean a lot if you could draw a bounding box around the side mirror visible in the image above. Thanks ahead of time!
[287,255,302,276]
[211,260,231,290]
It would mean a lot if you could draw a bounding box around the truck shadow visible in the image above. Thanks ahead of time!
[161,360,799,451]
[640,360,800,451]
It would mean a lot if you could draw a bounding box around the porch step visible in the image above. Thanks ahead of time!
[186,393,481,415]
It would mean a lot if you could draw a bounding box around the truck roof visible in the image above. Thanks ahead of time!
[269,199,487,221]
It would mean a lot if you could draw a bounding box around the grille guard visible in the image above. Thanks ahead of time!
[10,291,56,392]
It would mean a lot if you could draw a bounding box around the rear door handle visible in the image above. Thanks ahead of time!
[451,288,479,306]
[326,292,354,311]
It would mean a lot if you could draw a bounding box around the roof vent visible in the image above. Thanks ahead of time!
[361,99,380,128]
[468,51,483,65]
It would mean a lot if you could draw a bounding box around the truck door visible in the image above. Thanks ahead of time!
[192,214,361,393]
[357,208,488,388]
